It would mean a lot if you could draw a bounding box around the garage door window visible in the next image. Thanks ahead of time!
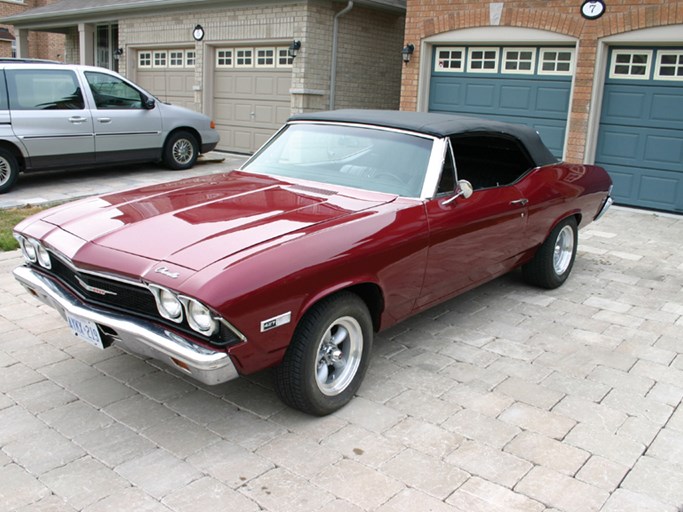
[138,51,152,68]
[277,48,294,67]
[256,48,275,67]
[539,49,574,75]
[502,48,535,74]
[435,47,465,72]
[217,49,233,67]
[186,51,196,67]
[169,51,184,68]
[236,49,253,67]
[610,50,652,79]
[467,48,499,73]
[656,51,683,80]
[153,51,167,67]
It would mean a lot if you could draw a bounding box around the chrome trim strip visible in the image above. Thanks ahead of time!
[49,249,148,289]
[594,195,613,221]
[13,266,240,386]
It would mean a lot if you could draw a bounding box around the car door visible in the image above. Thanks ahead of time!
[82,70,163,163]
[416,141,528,309]
[6,67,95,169]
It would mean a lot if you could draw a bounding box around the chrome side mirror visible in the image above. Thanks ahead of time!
[443,179,473,205]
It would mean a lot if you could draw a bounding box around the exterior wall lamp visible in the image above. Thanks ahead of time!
[402,44,415,64]
[288,40,301,59]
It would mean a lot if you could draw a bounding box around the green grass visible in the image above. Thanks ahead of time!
[0,205,48,251]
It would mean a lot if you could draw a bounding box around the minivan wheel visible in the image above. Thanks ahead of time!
[163,131,199,170]
[0,149,19,194]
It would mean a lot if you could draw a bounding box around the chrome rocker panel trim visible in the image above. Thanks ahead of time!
[13,265,239,386]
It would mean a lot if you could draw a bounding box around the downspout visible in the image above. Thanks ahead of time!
[330,0,354,109]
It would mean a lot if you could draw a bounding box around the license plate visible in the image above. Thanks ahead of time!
[66,313,104,350]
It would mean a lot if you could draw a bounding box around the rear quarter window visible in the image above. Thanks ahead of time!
[6,69,85,110]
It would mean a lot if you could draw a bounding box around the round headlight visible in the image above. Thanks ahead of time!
[186,299,217,335]
[157,288,183,321]
[20,237,37,263]
[36,243,51,269]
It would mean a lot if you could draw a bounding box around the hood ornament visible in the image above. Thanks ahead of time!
[155,266,180,279]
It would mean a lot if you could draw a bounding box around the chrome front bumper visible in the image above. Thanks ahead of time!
[595,195,613,221]
[13,266,240,386]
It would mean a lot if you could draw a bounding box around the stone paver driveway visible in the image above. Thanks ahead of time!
[1,205,682,512]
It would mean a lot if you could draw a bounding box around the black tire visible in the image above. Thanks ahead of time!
[163,131,199,170]
[0,148,19,194]
[522,216,578,289]
[275,292,373,416]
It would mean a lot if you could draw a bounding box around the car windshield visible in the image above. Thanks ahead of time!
[242,123,434,197]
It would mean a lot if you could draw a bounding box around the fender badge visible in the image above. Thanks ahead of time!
[261,312,292,332]
[155,266,180,279]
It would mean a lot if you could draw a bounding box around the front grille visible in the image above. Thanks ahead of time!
[40,254,239,347]
[50,256,158,316]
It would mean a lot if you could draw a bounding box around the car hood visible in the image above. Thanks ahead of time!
[39,171,396,271]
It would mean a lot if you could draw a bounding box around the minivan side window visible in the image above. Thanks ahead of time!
[0,70,8,110]
[85,71,145,109]
[6,69,85,110]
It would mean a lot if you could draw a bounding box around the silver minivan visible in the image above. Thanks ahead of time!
[0,61,220,193]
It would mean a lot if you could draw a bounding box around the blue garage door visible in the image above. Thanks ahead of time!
[596,48,683,212]
[429,46,574,158]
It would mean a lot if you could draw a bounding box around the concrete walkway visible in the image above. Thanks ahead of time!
[1,159,682,511]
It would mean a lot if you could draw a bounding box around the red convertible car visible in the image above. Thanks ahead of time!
[13,110,612,415]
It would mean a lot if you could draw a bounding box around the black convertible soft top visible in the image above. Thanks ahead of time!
[289,109,558,167]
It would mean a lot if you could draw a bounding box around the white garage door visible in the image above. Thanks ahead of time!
[213,47,293,153]
[136,49,196,111]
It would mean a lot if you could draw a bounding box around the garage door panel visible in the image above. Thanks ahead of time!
[651,93,683,126]
[464,83,496,107]
[640,174,678,205]
[213,66,291,153]
[643,133,683,167]
[602,90,647,121]
[598,128,641,161]
[535,86,571,116]
[500,86,532,109]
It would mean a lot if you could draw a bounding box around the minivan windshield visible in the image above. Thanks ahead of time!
[242,123,434,197]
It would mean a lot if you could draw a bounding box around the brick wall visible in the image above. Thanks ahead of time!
[400,0,683,162]
[0,0,65,60]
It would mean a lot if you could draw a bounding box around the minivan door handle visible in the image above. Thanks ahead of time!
[68,116,88,124]
[97,118,112,124]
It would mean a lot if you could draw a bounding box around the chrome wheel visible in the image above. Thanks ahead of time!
[172,138,194,165]
[0,157,10,186]
[315,316,363,396]
[553,225,575,275]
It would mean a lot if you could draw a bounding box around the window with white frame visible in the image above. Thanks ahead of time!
[185,50,196,67]
[467,48,498,73]
[655,50,683,80]
[609,50,652,79]
[169,50,184,68]
[235,48,253,67]
[153,51,167,67]
[277,47,294,67]
[138,51,152,68]
[216,49,233,67]
[502,48,536,74]
[256,48,275,67]
[539,48,574,75]
[435,47,465,72]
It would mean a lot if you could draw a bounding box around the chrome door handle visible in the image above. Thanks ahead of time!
[510,199,528,206]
